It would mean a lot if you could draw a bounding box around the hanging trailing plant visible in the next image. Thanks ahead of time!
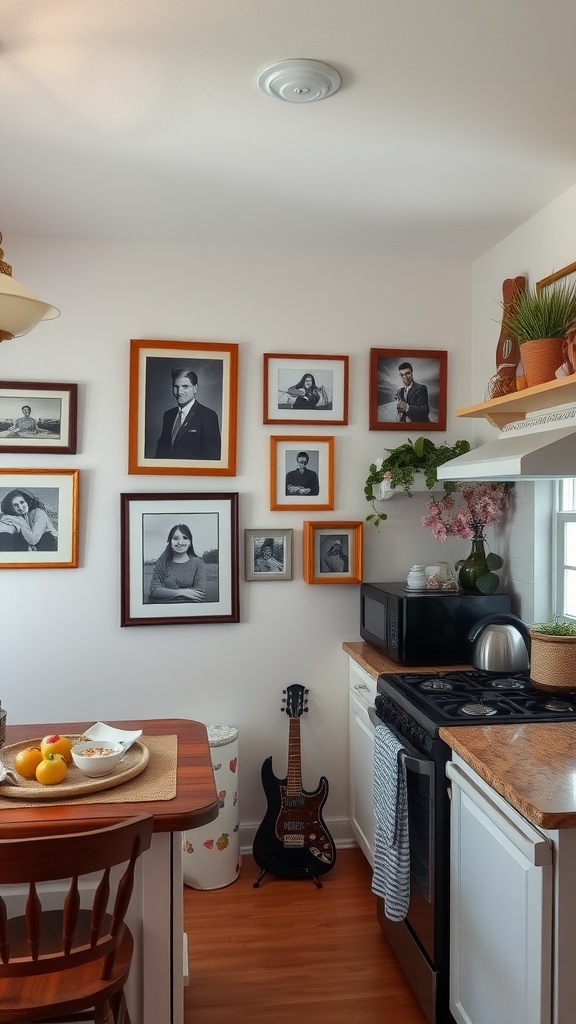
[364,437,471,528]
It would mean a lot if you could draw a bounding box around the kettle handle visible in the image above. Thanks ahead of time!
[468,613,530,646]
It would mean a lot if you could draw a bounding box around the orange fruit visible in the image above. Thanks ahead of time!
[36,752,68,785]
[14,746,43,779]
[40,733,73,764]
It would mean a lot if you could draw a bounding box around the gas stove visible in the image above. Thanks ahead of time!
[375,669,576,743]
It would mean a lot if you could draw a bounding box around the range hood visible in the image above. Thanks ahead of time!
[436,405,576,482]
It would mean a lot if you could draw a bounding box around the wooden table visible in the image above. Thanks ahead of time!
[0,718,218,1024]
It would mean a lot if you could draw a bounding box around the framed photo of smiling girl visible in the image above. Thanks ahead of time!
[0,469,79,569]
[121,491,239,626]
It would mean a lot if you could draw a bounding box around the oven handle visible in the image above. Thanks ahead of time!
[368,707,433,777]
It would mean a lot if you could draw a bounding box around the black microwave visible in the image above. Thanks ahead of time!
[360,581,512,666]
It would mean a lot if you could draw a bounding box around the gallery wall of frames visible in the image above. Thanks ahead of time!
[0,340,449,623]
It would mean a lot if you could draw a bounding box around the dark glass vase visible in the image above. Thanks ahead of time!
[458,536,489,593]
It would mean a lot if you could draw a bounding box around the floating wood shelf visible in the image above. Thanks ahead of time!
[456,375,576,428]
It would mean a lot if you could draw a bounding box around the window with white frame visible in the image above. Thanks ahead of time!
[555,479,576,622]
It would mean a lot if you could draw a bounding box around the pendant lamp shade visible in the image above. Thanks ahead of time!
[0,234,60,341]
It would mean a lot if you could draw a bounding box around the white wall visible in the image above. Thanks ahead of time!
[1,236,471,836]
[471,182,576,621]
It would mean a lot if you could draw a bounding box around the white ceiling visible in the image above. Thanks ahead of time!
[2,0,576,261]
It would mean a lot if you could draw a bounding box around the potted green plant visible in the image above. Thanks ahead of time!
[502,279,576,387]
[364,436,470,528]
[529,616,576,693]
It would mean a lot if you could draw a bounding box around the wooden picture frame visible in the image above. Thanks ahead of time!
[0,381,77,454]
[128,339,238,476]
[536,261,576,291]
[303,521,363,584]
[270,435,334,511]
[263,353,349,425]
[244,528,293,581]
[120,491,239,626]
[0,469,79,569]
[369,348,447,431]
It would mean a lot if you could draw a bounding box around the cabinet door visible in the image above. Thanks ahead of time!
[448,761,553,1024]
[349,686,375,866]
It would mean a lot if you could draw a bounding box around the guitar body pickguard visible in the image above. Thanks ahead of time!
[252,756,337,880]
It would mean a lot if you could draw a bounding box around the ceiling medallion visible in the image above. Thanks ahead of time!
[257,59,341,104]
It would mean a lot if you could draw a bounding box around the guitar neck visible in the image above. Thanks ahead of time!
[286,718,302,795]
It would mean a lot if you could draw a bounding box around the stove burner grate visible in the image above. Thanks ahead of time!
[490,677,526,689]
[420,678,454,691]
[459,701,498,717]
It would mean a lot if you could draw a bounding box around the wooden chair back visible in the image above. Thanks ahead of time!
[0,814,153,984]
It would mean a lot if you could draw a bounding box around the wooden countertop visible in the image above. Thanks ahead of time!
[342,640,471,678]
[440,722,576,831]
[0,718,219,839]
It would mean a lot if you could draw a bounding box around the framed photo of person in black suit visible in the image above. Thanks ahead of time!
[270,435,334,511]
[128,339,238,476]
[369,348,447,431]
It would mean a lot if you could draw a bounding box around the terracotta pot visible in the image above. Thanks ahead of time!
[520,338,565,387]
[529,630,576,693]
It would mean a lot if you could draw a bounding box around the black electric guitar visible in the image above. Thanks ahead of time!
[253,684,336,887]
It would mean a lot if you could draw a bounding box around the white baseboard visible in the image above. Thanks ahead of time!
[239,817,357,856]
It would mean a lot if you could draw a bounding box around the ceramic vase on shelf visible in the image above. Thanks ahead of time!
[457,536,490,593]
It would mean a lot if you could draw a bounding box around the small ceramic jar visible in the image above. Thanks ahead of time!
[406,564,427,589]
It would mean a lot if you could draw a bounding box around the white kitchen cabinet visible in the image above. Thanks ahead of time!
[447,755,553,1024]
[348,660,376,866]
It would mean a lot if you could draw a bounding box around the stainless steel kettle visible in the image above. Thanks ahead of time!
[468,613,530,673]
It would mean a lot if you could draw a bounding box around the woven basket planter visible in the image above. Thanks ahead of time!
[520,338,565,388]
[529,630,576,693]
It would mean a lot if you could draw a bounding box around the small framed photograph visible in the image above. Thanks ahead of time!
[303,521,363,585]
[369,349,447,431]
[264,353,349,425]
[0,469,79,569]
[121,491,239,626]
[244,529,293,581]
[270,435,334,511]
[0,381,77,454]
[128,339,238,476]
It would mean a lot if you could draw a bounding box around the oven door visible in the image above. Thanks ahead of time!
[369,709,436,963]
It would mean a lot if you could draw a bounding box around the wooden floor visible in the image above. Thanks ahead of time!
[184,848,428,1024]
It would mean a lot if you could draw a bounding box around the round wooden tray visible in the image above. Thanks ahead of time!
[0,735,149,799]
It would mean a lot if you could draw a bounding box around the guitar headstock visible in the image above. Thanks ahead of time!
[282,684,309,718]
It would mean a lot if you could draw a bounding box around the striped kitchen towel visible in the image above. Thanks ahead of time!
[371,723,410,921]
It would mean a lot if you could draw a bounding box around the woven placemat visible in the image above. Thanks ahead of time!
[0,735,177,809]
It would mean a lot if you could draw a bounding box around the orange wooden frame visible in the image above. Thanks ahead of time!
[128,339,238,476]
[303,520,363,585]
[270,435,334,511]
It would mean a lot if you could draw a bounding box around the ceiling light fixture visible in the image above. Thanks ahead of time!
[0,233,60,342]
[257,59,341,104]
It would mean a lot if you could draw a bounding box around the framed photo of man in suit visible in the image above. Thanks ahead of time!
[128,339,238,475]
[369,348,447,431]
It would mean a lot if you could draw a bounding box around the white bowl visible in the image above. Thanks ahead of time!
[71,740,125,778]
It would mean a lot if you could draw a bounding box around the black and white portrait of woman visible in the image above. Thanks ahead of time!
[0,488,58,552]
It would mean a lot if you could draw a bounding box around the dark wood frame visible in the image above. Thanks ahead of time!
[120,491,239,626]
[303,520,363,585]
[0,468,79,569]
[0,382,77,454]
[369,348,447,431]
[128,339,238,476]
[270,435,334,511]
[263,353,349,425]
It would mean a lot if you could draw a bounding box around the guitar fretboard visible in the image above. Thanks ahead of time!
[286,718,302,795]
